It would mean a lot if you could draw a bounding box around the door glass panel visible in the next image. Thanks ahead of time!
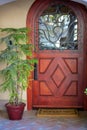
[39,4,78,50]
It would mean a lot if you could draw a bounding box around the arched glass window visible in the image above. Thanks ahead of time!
[39,4,78,50]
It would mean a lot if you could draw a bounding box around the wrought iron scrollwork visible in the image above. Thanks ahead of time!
[39,4,78,50]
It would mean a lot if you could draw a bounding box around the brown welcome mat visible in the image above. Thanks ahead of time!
[37,108,78,117]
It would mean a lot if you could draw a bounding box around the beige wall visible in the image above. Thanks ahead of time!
[0,0,35,107]
[0,0,35,28]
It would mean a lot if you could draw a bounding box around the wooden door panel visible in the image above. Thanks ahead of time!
[33,52,83,108]
[27,0,87,110]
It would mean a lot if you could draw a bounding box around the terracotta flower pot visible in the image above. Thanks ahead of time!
[5,103,26,120]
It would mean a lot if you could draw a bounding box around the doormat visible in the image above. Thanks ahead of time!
[37,108,78,117]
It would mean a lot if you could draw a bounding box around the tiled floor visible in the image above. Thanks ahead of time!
[0,110,87,130]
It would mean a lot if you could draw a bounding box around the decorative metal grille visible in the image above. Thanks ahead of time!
[39,4,78,50]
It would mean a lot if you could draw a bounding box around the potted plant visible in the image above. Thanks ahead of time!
[0,28,37,120]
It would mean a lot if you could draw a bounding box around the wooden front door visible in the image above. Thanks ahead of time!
[27,0,87,110]
[33,52,84,108]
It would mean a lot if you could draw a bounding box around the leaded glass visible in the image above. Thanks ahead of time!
[39,4,78,50]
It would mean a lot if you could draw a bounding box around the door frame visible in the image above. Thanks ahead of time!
[26,0,87,110]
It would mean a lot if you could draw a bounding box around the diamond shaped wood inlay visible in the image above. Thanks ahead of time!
[52,65,65,87]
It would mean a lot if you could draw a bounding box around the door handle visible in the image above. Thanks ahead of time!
[34,63,38,80]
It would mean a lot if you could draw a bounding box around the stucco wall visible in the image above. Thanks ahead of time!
[0,0,35,107]
[0,0,35,28]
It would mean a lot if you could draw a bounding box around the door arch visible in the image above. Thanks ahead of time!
[27,0,87,110]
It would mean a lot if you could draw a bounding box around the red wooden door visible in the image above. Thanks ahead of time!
[27,0,87,109]
[33,51,83,108]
